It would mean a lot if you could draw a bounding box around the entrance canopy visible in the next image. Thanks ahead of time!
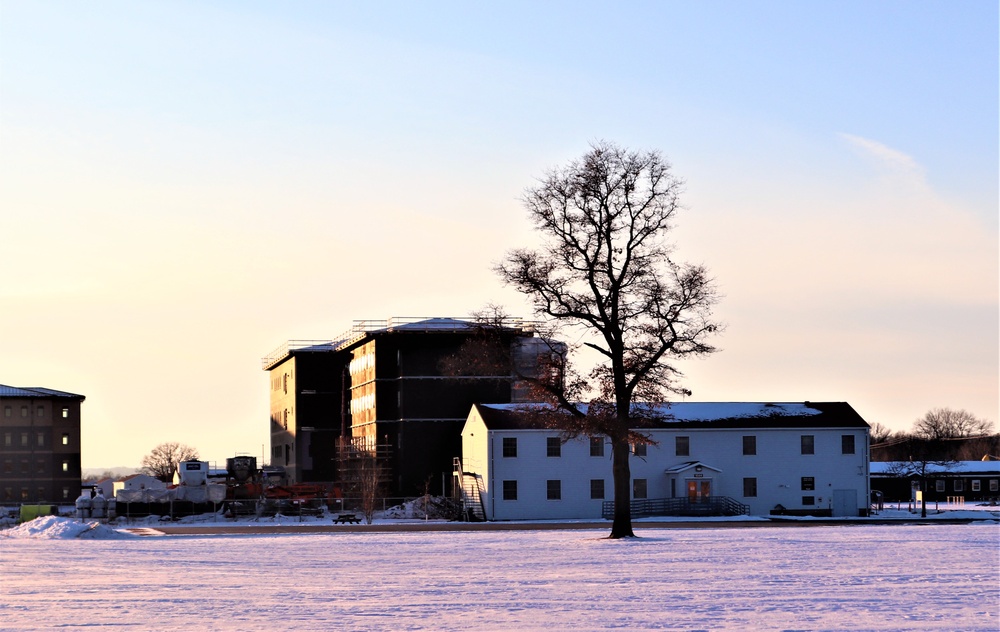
[664,461,722,475]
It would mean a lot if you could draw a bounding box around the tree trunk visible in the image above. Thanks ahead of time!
[609,438,635,538]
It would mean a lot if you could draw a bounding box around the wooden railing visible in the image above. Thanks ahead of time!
[601,496,750,519]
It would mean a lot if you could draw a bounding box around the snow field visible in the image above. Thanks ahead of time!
[1,523,997,631]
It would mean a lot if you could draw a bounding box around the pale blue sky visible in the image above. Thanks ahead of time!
[1,1,996,468]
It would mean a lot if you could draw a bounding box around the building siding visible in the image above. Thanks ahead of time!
[462,403,870,520]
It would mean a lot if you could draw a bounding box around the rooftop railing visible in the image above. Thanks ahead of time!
[261,316,537,370]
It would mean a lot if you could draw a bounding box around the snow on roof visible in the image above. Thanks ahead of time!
[664,461,723,474]
[483,401,819,419]
[871,461,1000,476]
[474,401,866,430]
[647,402,823,421]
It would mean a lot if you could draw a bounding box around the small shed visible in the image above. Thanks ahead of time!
[113,473,166,496]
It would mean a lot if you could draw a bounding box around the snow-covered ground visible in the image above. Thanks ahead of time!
[2,517,997,631]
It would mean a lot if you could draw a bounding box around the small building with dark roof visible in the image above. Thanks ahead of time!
[0,384,85,504]
[870,460,1000,503]
[459,401,871,520]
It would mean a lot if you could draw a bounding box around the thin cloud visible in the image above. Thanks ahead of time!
[840,133,926,186]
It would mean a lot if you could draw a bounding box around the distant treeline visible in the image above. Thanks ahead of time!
[871,433,999,462]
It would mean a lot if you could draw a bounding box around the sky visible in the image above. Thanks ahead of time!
[0,1,996,469]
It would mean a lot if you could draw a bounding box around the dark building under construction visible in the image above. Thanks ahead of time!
[262,317,557,496]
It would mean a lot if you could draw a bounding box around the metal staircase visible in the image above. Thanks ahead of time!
[453,458,486,521]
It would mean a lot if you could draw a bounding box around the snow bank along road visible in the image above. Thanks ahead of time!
[3,522,997,631]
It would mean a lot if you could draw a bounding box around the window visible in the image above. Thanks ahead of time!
[3,432,10,447]
[20,433,28,447]
[36,406,44,417]
[502,437,517,458]
[3,406,10,417]
[675,436,690,457]
[546,437,561,457]
[37,458,47,474]
[841,435,855,455]
[590,436,605,457]
[633,478,647,499]
[953,479,964,492]
[742,435,756,456]
[62,408,69,418]
[502,480,518,501]
[971,480,981,492]
[633,442,647,457]
[546,480,561,500]
[590,479,605,500]
[37,432,45,447]
[935,480,945,492]
[801,477,815,491]
[21,406,28,418]
[62,488,70,500]
[62,461,69,473]
[743,478,757,497]
[62,434,70,446]
[801,435,815,455]
[990,480,998,492]
[802,496,815,506]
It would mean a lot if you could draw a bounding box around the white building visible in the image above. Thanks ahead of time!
[112,473,166,495]
[460,402,870,520]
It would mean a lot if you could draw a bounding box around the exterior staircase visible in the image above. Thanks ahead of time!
[453,458,486,521]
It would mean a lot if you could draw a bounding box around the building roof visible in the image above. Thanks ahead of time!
[664,461,723,474]
[870,461,1000,476]
[0,385,85,400]
[472,401,869,430]
[262,316,536,370]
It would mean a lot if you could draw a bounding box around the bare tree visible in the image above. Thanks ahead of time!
[497,141,721,538]
[913,408,994,440]
[439,305,575,402]
[338,437,389,524]
[884,440,956,517]
[868,422,893,445]
[82,470,120,484]
[140,442,199,482]
[356,448,387,525]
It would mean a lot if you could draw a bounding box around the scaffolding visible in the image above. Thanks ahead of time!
[337,436,393,514]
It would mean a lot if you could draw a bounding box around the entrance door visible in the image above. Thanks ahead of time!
[832,489,857,517]
[687,480,711,503]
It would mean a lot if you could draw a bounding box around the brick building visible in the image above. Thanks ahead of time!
[0,385,85,504]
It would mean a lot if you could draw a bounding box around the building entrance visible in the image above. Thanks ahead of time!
[687,479,711,503]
